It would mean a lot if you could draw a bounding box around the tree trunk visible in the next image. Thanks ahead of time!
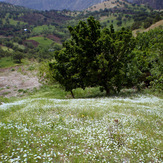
[71,90,75,98]
[105,86,110,95]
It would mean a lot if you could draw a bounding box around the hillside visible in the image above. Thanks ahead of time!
[0,92,163,162]
[4,0,101,11]
[0,1,31,11]
[86,0,129,12]
[127,0,163,10]
[0,1,162,64]
[4,0,163,10]
[133,19,163,36]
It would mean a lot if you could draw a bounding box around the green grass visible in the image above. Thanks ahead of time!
[9,19,27,25]
[101,14,134,30]
[33,25,56,34]
[0,57,30,68]
[29,85,68,99]
[0,85,162,162]
[28,37,54,48]
[2,18,26,26]
[0,57,16,68]
[0,90,162,162]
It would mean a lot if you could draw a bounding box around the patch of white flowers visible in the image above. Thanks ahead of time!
[0,95,162,162]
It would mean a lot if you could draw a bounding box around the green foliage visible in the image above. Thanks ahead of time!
[97,26,135,93]
[50,17,135,96]
[134,27,163,90]
[132,11,163,30]
[0,57,16,68]
[30,85,68,99]
[50,17,101,97]
[38,61,56,84]
[32,25,56,34]
[13,43,25,50]
[13,51,25,63]
[0,46,13,53]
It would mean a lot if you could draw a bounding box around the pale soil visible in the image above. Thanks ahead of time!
[0,66,41,98]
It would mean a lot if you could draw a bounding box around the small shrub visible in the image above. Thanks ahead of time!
[18,89,24,93]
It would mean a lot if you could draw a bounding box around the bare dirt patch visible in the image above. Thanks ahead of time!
[0,66,41,98]
[23,40,39,47]
[47,35,61,44]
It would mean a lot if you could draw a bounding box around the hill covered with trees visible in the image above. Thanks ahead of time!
[0,1,162,62]
[127,0,163,10]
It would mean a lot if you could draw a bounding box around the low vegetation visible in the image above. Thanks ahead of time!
[0,89,162,162]
[28,37,54,48]
[0,57,16,68]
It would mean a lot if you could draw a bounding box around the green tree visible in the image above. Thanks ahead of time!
[50,17,101,97]
[134,27,163,90]
[50,17,135,97]
[96,27,135,94]
[13,51,24,63]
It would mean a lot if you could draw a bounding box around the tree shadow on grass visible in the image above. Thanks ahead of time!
[31,84,143,99]
[72,87,141,99]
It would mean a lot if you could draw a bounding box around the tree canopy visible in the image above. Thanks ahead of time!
[50,16,135,97]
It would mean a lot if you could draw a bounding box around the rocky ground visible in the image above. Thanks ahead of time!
[0,66,41,98]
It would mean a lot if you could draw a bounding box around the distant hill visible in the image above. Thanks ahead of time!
[127,0,163,9]
[86,0,129,12]
[4,0,101,11]
[0,1,30,11]
[3,0,163,10]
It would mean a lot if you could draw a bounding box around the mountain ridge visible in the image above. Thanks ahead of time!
[3,0,163,11]
[3,0,101,11]
[127,0,163,9]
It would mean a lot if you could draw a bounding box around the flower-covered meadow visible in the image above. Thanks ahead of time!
[0,95,162,162]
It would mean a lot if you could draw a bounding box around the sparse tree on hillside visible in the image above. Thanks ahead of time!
[13,51,24,63]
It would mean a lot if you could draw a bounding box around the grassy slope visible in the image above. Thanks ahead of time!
[0,57,15,68]
[32,25,56,34]
[2,13,27,25]
[100,14,134,30]
[0,57,29,68]
[27,37,54,48]
[0,87,162,162]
